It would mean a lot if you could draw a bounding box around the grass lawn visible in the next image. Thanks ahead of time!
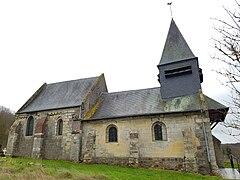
[225,162,239,169]
[0,157,222,180]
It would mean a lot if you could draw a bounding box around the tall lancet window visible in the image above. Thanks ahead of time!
[26,116,34,136]
[57,119,63,135]
[154,124,162,140]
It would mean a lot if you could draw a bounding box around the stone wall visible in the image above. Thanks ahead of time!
[82,114,193,159]
[7,114,34,158]
[7,108,81,161]
[92,157,183,170]
[194,114,218,175]
[81,112,218,174]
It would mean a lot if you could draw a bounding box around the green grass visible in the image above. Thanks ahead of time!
[0,157,222,180]
[225,162,239,169]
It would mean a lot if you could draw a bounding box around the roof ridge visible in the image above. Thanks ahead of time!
[106,87,160,95]
[48,76,99,85]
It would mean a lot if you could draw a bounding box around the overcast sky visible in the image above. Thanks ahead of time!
[0,0,239,143]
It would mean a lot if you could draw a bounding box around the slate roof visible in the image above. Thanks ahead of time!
[17,76,98,113]
[159,19,196,65]
[17,77,228,120]
[89,87,228,120]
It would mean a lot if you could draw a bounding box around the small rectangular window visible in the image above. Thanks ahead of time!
[164,65,192,78]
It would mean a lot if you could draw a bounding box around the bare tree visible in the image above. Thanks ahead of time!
[0,106,15,147]
[212,0,240,130]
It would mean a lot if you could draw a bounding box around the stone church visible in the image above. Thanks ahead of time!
[7,20,228,175]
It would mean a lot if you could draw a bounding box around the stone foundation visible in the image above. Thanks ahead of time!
[88,157,184,171]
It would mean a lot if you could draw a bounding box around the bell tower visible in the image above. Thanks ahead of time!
[158,19,203,99]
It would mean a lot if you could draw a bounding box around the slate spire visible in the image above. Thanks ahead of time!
[157,19,203,99]
[159,19,195,65]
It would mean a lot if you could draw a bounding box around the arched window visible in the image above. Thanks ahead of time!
[106,125,118,142]
[152,122,167,141]
[26,116,34,136]
[57,119,63,135]
[154,124,162,140]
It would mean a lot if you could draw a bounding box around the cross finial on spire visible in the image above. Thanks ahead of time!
[167,2,173,18]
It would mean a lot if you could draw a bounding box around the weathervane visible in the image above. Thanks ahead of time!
[167,2,173,18]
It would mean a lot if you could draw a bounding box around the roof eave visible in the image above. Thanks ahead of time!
[84,109,209,121]
[16,105,81,114]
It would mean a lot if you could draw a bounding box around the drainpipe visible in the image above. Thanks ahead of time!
[199,91,212,173]
[201,110,211,164]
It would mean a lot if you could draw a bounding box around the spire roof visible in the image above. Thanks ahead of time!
[159,19,195,65]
